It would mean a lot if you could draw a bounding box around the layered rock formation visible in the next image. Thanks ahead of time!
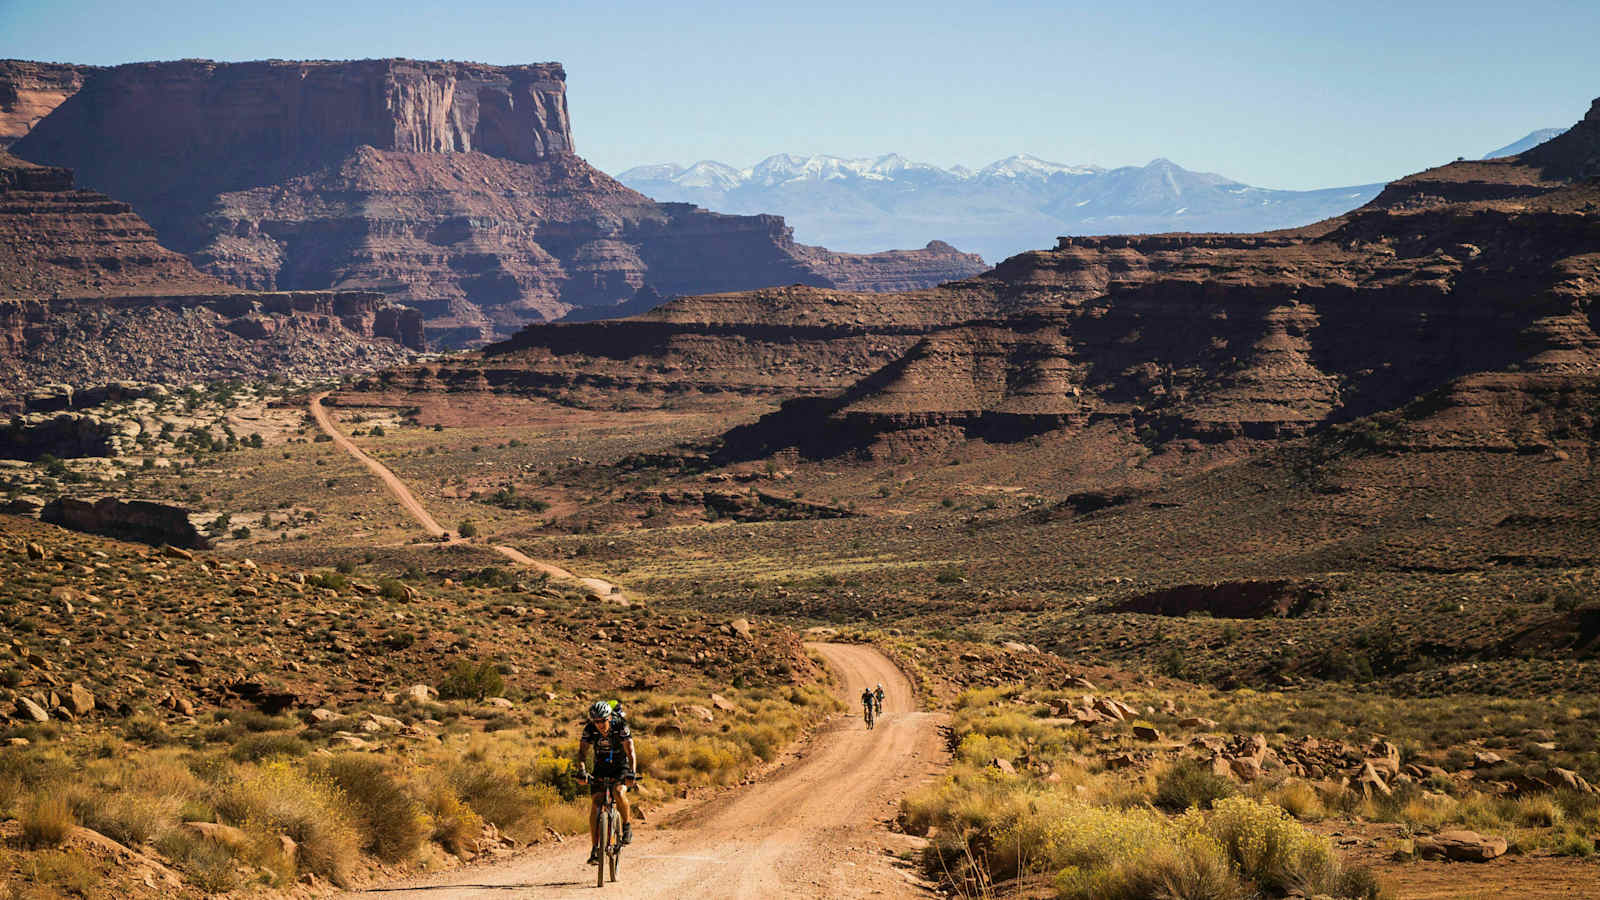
[0,61,92,148]
[0,151,422,406]
[12,59,985,346]
[0,150,227,297]
[41,496,209,549]
[384,96,1600,465]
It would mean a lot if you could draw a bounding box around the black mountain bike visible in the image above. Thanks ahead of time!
[863,699,875,729]
[579,766,639,886]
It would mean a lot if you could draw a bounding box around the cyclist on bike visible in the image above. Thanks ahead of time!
[576,700,636,865]
[873,683,885,715]
[861,686,875,724]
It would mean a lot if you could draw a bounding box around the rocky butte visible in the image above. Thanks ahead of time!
[0,150,422,409]
[367,96,1600,469]
[10,59,986,347]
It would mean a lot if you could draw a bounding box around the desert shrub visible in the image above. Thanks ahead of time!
[420,776,483,855]
[156,829,242,893]
[307,571,349,591]
[439,659,504,701]
[1198,796,1347,895]
[71,787,181,847]
[1154,759,1238,811]
[322,755,426,862]
[230,732,309,762]
[17,849,98,896]
[449,761,535,830]
[233,709,297,733]
[457,519,479,538]
[378,577,409,601]
[22,793,76,848]
[123,714,173,746]
[1265,780,1326,821]
[210,760,360,886]
[1515,794,1566,828]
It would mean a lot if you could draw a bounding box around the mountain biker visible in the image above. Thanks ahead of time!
[861,686,875,724]
[873,683,885,715]
[576,700,636,865]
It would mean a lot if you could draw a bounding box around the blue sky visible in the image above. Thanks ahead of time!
[3,0,1597,189]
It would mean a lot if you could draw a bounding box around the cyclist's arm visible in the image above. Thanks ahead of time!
[575,738,590,770]
[623,737,637,776]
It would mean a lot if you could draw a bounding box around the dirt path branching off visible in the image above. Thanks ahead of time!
[308,392,623,597]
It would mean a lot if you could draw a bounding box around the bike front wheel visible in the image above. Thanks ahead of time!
[606,808,622,882]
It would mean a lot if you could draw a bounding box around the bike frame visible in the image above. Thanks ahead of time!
[580,766,638,887]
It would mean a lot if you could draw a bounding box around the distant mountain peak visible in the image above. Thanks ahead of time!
[1482,128,1568,160]
[978,153,1102,179]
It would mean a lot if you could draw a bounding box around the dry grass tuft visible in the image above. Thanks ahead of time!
[21,794,75,849]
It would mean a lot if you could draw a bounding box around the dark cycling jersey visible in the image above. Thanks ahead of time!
[581,712,633,772]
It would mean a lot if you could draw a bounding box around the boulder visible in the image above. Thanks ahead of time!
[25,541,46,560]
[1229,757,1264,782]
[1354,761,1392,798]
[710,693,737,713]
[1178,716,1218,730]
[1550,767,1596,794]
[1473,751,1505,768]
[407,684,437,703]
[14,696,48,722]
[66,682,94,716]
[1092,698,1125,721]
[1132,724,1162,742]
[990,757,1017,776]
[730,618,752,639]
[1415,830,1507,862]
[684,705,715,723]
[182,822,249,850]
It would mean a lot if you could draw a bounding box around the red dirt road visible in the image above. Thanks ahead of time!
[351,642,945,899]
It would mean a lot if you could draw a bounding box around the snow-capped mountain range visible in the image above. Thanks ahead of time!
[617,129,1566,265]
[618,153,1384,263]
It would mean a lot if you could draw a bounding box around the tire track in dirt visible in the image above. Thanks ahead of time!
[350,642,945,899]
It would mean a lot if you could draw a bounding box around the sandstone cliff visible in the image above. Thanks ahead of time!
[10,58,985,346]
[0,61,92,148]
[0,150,227,297]
[385,96,1600,468]
[0,150,423,405]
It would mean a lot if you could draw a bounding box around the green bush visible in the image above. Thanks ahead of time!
[230,733,309,762]
[1154,759,1238,811]
[439,660,504,701]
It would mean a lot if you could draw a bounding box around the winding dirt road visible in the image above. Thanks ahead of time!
[314,392,943,896]
[353,642,944,899]
[308,393,622,596]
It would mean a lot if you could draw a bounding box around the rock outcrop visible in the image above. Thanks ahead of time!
[0,150,227,298]
[11,58,984,346]
[379,95,1600,468]
[0,61,92,148]
[0,150,423,405]
[40,496,210,549]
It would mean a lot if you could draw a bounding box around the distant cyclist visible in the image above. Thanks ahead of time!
[576,700,637,864]
[861,686,875,728]
[873,683,885,715]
